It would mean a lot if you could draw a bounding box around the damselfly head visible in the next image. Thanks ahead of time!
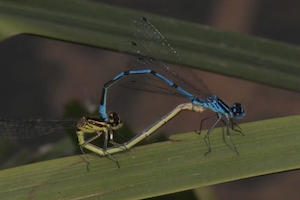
[108,112,123,130]
[231,103,245,119]
[77,117,88,129]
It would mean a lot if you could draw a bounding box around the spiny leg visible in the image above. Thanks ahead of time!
[103,131,120,168]
[196,114,218,134]
[109,130,130,152]
[109,131,130,151]
[204,114,222,155]
[225,118,239,155]
[231,120,244,136]
[220,119,243,136]
[79,146,90,172]
[78,133,103,171]
[109,140,129,152]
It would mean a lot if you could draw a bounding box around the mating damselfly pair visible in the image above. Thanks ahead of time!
[0,17,245,168]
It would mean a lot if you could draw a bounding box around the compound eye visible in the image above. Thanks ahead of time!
[108,112,123,129]
[232,103,245,119]
[109,112,119,124]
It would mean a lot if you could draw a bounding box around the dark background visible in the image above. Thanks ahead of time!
[0,0,300,199]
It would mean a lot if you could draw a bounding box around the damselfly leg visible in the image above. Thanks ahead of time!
[198,114,244,155]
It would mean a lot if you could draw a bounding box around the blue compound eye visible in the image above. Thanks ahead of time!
[232,103,245,119]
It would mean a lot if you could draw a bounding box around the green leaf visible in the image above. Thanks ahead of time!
[0,115,299,200]
[0,0,300,92]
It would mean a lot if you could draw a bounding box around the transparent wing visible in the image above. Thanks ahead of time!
[119,17,213,99]
[120,42,183,96]
[121,80,186,98]
[0,118,78,140]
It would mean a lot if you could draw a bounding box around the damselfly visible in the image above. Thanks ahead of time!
[0,112,123,169]
[99,17,245,154]
[0,104,204,168]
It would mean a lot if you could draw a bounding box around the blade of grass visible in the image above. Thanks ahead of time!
[0,115,299,200]
[0,137,75,170]
[0,0,299,92]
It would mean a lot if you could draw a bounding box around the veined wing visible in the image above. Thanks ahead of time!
[0,118,78,140]
[123,16,213,99]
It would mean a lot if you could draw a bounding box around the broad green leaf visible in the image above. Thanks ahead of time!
[0,0,299,92]
[0,115,299,199]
